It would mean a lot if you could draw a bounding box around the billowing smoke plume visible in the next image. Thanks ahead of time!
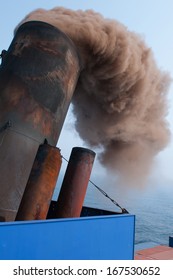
[18,7,171,187]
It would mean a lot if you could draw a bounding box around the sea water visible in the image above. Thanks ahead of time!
[129,186,173,246]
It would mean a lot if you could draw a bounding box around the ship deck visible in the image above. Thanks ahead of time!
[135,243,173,260]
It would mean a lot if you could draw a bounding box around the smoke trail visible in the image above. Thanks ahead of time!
[17,7,171,187]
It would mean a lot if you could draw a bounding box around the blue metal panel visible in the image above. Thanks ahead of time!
[0,214,135,260]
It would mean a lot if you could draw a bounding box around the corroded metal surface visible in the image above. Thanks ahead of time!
[0,21,80,143]
[15,143,62,221]
[0,21,80,221]
[55,147,96,218]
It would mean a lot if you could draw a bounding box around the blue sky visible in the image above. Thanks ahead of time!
[1,0,173,194]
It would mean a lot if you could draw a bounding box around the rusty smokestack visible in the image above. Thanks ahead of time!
[0,21,80,221]
[55,147,96,218]
[15,142,62,221]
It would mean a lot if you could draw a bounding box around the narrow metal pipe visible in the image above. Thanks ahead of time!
[15,142,62,221]
[0,21,80,221]
[55,147,96,218]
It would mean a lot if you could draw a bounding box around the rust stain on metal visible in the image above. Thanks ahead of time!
[13,35,32,56]
[0,21,80,143]
[55,147,96,218]
[15,143,62,221]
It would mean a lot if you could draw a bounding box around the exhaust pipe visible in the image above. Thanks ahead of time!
[55,147,96,218]
[15,142,62,221]
[0,21,80,221]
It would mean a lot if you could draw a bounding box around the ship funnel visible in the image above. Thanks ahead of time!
[0,21,80,221]
[55,147,96,218]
